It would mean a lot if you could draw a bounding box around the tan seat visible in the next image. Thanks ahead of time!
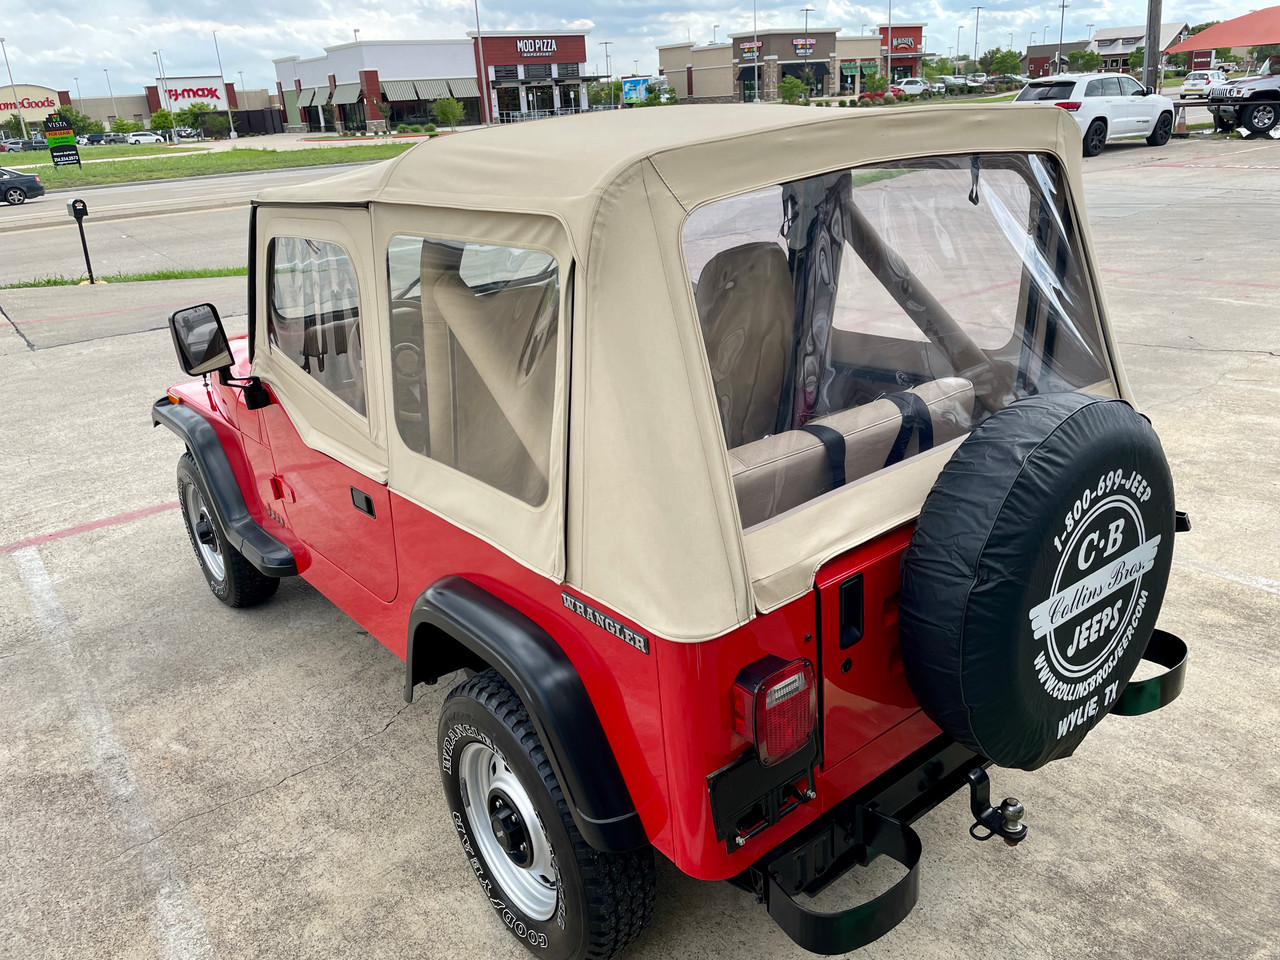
[729,378,975,527]
[695,242,795,447]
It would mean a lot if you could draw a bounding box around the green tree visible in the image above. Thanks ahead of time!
[1251,43,1280,64]
[1189,21,1220,36]
[1080,50,1103,72]
[203,113,230,137]
[432,97,465,131]
[979,47,1003,72]
[150,108,175,134]
[778,75,807,103]
[110,117,143,133]
[1166,52,1187,69]
[175,101,215,131]
[51,105,102,136]
[2,113,24,138]
[1128,45,1145,73]
[930,57,953,76]
[992,50,1023,75]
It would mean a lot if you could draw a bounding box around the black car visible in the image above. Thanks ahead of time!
[0,167,45,205]
[85,133,107,145]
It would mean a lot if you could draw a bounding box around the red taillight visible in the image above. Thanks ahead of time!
[1054,101,1082,112]
[732,656,817,766]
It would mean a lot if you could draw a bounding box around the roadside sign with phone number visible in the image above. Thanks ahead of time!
[43,114,81,168]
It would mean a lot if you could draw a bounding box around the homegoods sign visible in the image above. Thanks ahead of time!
[0,84,61,122]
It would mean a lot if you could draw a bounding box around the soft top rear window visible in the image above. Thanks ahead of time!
[683,153,1111,530]
[1016,82,1077,101]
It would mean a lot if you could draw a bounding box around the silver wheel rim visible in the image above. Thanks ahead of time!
[458,741,558,921]
[1252,105,1275,129]
[6,188,23,203]
[184,483,225,580]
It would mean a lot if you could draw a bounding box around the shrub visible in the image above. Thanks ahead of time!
[838,99,847,107]
[396,124,410,133]
[424,123,437,133]
[857,98,872,107]
[883,93,897,104]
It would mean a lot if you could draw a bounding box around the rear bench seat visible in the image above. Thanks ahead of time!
[729,378,974,527]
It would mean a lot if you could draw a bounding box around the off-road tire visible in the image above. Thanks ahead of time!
[1147,112,1173,146]
[4,186,26,205]
[1243,102,1278,135]
[1083,120,1107,157]
[176,452,279,607]
[438,670,655,960]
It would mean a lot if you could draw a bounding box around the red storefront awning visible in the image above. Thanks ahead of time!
[1167,5,1280,53]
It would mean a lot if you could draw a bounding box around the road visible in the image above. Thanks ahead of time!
[1,132,1278,960]
[0,164,371,285]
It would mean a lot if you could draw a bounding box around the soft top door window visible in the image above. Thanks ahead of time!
[269,237,366,416]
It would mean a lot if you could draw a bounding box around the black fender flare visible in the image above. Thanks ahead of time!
[152,397,297,577]
[406,575,648,853]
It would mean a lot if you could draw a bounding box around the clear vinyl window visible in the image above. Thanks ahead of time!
[267,237,366,416]
[683,153,1110,529]
[386,236,560,507]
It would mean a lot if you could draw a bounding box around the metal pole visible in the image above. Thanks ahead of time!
[1056,2,1068,75]
[599,41,612,107]
[713,24,719,44]
[77,217,95,285]
[213,31,237,138]
[73,77,81,101]
[1,38,28,138]
[474,0,489,124]
[153,51,172,132]
[1086,23,1094,39]
[1141,0,1162,90]
[754,0,761,101]
[103,68,117,126]
[885,1,891,79]
[972,7,982,62]
[957,25,963,72]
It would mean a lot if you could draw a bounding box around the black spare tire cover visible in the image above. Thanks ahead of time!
[899,393,1175,771]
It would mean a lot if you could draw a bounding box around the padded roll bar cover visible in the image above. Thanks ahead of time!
[151,397,297,576]
[407,575,649,853]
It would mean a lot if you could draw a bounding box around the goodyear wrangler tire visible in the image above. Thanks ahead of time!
[438,669,655,960]
[898,393,1175,771]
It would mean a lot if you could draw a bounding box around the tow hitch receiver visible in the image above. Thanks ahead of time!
[966,768,1028,845]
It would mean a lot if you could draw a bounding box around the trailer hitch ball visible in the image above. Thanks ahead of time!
[966,768,1029,846]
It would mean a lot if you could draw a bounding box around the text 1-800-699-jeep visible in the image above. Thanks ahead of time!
[153,105,1188,959]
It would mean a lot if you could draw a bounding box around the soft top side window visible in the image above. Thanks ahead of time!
[683,153,1109,529]
[268,237,366,417]
[386,235,560,507]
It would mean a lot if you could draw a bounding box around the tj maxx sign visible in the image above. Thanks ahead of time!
[156,76,228,107]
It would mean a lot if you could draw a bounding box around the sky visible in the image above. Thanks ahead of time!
[1,0,1248,99]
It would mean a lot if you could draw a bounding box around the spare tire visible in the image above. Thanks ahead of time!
[899,393,1175,770]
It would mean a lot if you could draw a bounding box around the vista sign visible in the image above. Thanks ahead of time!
[43,113,80,167]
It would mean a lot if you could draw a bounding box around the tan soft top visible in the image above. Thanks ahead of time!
[255,106,1119,643]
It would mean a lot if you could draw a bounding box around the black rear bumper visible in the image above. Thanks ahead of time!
[736,629,1188,955]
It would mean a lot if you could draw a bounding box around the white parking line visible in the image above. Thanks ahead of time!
[1175,556,1280,598]
[11,547,217,959]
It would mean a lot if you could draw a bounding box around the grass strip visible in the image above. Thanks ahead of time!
[5,144,209,167]
[0,266,247,289]
[23,143,415,189]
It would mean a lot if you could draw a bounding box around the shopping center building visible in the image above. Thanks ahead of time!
[657,24,923,103]
[273,30,598,132]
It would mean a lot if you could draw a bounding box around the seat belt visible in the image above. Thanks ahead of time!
[801,423,847,491]
[884,393,935,467]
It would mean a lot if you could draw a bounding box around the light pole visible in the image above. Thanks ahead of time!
[753,0,761,102]
[353,28,360,42]
[1043,25,1051,44]
[599,41,612,107]
[103,67,118,127]
[238,70,245,95]
[713,24,720,44]
[1055,1,1068,74]
[634,60,639,76]
[1,38,27,138]
[957,25,964,71]
[212,30,236,138]
[153,50,172,125]
[971,6,982,62]
[1086,23,1094,39]
[73,76,81,101]
[861,23,867,35]
[474,0,490,124]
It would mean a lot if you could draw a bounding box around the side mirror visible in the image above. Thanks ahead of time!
[169,303,233,376]
[1145,85,1155,95]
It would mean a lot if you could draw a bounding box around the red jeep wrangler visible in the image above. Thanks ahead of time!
[155,106,1187,958]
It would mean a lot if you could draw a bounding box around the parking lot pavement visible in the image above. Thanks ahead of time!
[2,136,1278,960]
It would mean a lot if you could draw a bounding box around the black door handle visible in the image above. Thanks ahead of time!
[839,574,864,650]
[350,486,376,518]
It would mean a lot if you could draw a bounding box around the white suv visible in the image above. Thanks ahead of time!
[1012,72,1174,156]
[127,131,166,144]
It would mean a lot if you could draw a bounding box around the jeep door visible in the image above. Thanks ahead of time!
[252,207,398,602]
[1116,75,1151,135]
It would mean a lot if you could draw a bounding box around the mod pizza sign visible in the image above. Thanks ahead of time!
[157,76,228,107]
